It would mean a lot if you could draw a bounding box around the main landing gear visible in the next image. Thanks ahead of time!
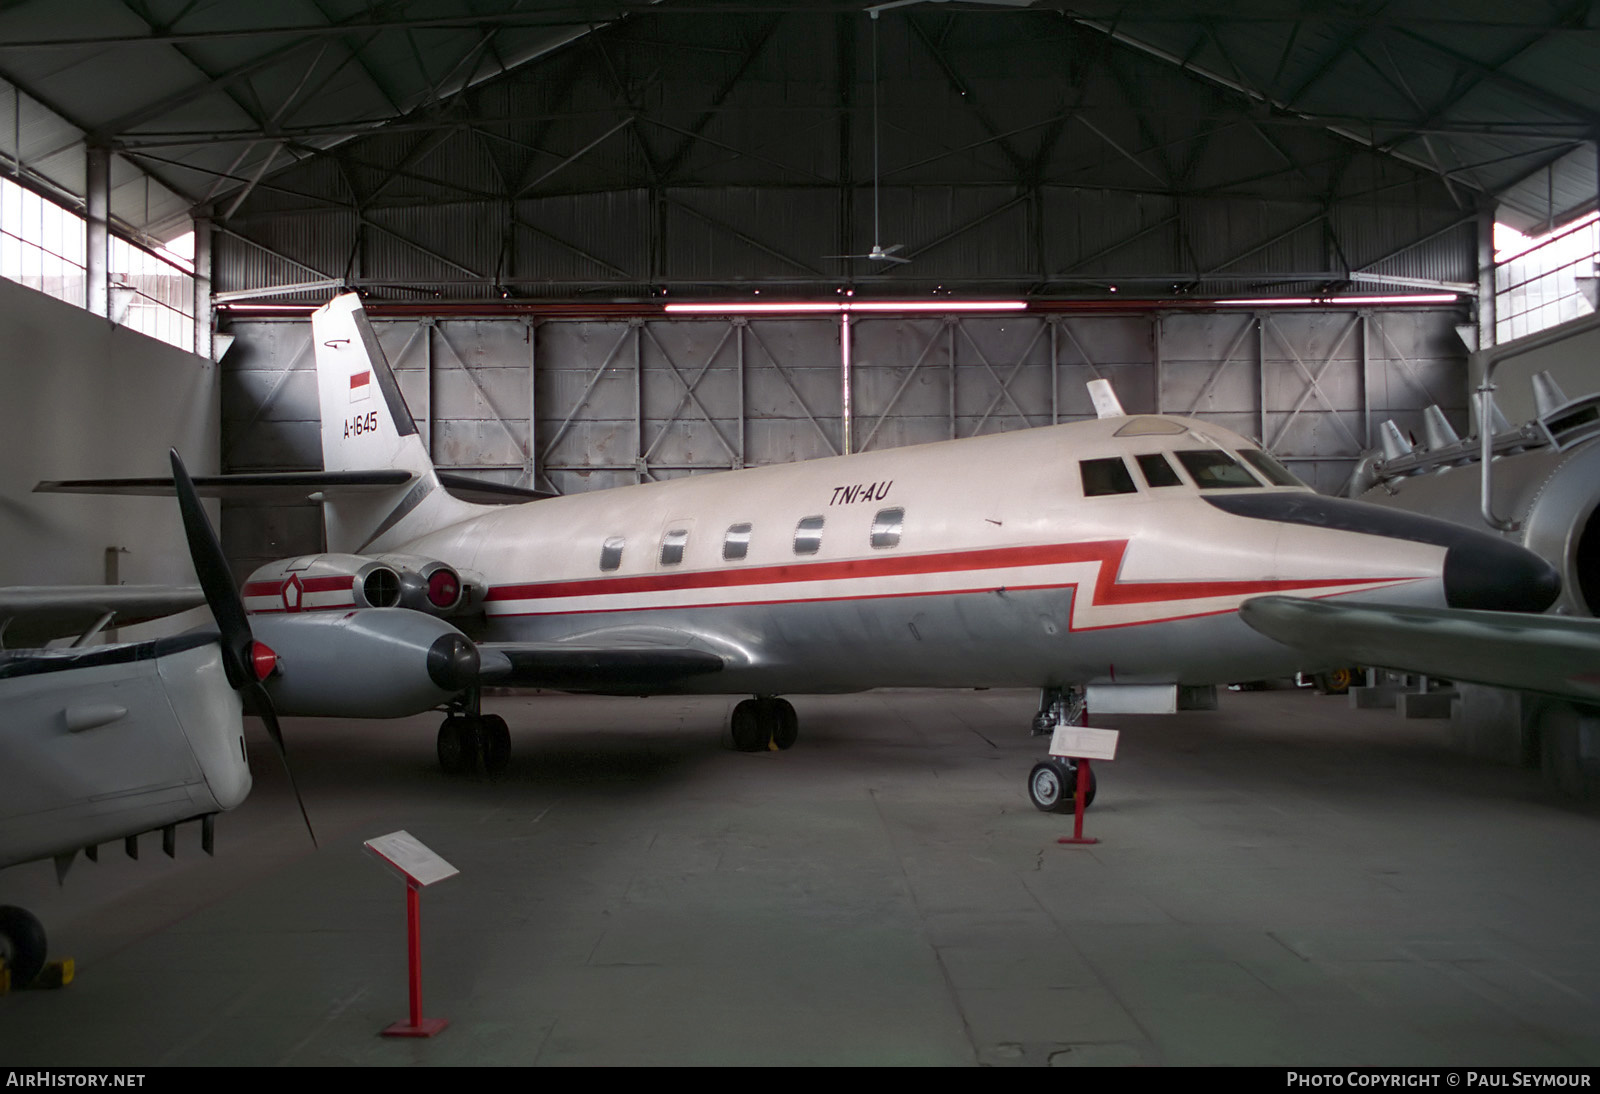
[437,688,510,776]
[0,905,47,991]
[729,696,799,752]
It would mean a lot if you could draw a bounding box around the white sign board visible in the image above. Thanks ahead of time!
[1049,726,1120,761]
[364,830,460,888]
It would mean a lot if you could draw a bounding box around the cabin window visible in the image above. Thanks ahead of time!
[1135,453,1183,488]
[723,523,752,561]
[1237,449,1304,487]
[599,536,625,571]
[870,507,904,549]
[1174,449,1261,489]
[794,515,825,555]
[660,528,689,566]
[1080,457,1137,497]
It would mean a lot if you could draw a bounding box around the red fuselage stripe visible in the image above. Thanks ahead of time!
[242,575,352,596]
[483,539,1409,607]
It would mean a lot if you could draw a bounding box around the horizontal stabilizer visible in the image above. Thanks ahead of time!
[436,473,554,504]
[35,470,413,501]
[1239,596,1600,704]
[479,643,725,692]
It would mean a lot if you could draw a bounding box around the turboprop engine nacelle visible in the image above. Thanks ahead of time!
[249,609,481,718]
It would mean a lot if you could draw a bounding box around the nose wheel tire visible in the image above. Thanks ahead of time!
[1027,759,1097,814]
[0,905,47,991]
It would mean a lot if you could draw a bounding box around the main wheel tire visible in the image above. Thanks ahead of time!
[730,699,768,752]
[1316,667,1356,695]
[437,715,474,775]
[769,699,799,751]
[0,905,47,990]
[482,714,511,775]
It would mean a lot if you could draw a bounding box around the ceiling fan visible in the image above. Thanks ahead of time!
[825,11,911,267]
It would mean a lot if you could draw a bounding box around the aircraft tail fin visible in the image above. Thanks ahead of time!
[311,294,486,553]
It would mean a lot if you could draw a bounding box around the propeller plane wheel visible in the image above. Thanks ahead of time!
[1027,759,1097,814]
[482,714,511,775]
[0,905,47,991]
[437,715,475,775]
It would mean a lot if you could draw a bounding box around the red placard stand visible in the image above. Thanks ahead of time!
[364,830,458,1038]
[1057,758,1098,846]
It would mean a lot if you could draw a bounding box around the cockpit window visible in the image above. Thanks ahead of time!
[1080,457,1138,497]
[1237,449,1305,487]
[1174,449,1262,489]
[600,536,625,571]
[1135,453,1183,488]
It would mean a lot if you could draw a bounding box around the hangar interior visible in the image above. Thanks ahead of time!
[4,0,1600,1067]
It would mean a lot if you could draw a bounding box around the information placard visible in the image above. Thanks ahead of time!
[1049,726,1119,761]
[364,830,459,888]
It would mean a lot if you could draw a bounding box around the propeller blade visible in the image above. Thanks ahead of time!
[248,682,318,847]
[169,449,253,689]
[172,449,317,847]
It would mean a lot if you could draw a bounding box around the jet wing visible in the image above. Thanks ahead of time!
[0,585,206,648]
[477,642,725,692]
[1239,596,1600,703]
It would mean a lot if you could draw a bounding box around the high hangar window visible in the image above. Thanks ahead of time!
[1175,450,1261,489]
[1080,457,1137,497]
[723,523,752,561]
[794,515,825,555]
[599,536,625,571]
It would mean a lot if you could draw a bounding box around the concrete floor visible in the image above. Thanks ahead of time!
[3,685,1600,1067]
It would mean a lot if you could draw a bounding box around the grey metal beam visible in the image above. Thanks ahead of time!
[86,143,108,318]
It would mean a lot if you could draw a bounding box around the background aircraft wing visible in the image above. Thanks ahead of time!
[478,641,726,691]
[0,585,205,647]
[1239,596,1600,703]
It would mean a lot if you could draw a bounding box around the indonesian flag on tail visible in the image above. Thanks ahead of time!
[349,370,371,403]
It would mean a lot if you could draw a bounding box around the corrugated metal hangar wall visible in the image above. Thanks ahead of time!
[205,7,1482,576]
[220,306,1465,579]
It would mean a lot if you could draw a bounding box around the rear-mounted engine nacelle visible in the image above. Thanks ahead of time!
[242,553,404,613]
[374,554,471,615]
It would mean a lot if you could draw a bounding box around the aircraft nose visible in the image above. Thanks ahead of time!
[1443,536,1561,612]
[1203,492,1562,613]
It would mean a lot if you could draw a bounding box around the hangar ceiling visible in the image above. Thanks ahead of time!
[0,1,1596,302]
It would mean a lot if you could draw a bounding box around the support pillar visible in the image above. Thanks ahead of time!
[86,144,110,319]
[192,209,212,360]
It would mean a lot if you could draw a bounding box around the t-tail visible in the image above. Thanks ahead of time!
[312,293,487,553]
